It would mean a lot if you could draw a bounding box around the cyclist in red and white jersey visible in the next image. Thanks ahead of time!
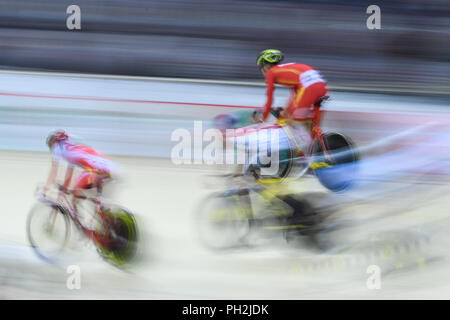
[44,130,115,197]
[255,49,328,123]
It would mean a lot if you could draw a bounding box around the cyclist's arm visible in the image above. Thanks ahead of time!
[262,71,275,121]
[43,158,59,195]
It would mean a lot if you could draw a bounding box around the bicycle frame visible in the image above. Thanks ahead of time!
[220,175,300,220]
[38,165,114,247]
[276,102,329,160]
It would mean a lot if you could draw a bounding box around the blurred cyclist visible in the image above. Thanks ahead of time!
[255,49,328,124]
[214,109,260,134]
[44,130,115,198]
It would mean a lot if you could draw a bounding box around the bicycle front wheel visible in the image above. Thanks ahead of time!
[26,202,70,263]
[196,192,251,250]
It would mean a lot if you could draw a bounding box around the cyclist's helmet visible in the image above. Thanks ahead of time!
[46,129,69,149]
[256,49,284,67]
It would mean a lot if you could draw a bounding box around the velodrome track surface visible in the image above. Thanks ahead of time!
[1,70,450,299]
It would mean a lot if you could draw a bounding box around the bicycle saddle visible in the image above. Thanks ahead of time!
[315,96,330,108]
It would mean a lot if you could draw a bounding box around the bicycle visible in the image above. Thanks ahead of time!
[26,166,139,268]
[232,96,360,192]
[196,176,329,250]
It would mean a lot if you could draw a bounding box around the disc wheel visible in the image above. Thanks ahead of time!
[310,132,359,192]
[95,207,139,268]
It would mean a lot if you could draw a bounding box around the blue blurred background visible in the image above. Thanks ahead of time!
[0,0,448,93]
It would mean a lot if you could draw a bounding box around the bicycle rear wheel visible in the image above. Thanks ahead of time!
[95,207,139,268]
[310,132,359,192]
[26,202,70,263]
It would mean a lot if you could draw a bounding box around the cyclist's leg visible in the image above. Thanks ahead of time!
[282,87,315,153]
[289,83,328,140]
[74,170,97,193]
[72,169,110,227]
[290,83,327,121]
[95,172,111,196]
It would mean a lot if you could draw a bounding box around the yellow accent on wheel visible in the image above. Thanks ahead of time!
[309,162,332,170]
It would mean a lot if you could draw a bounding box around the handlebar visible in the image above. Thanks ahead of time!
[257,96,330,121]
[34,183,69,200]
[252,107,284,121]
[37,183,83,198]
[56,183,71,194]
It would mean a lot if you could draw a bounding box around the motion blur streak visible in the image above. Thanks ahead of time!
[0,0,449,93]
[0,71,450,298]
[1,0,450,300]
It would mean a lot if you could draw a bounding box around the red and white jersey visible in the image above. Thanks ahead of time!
[51,140,114,175]
[262,63,326,120]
